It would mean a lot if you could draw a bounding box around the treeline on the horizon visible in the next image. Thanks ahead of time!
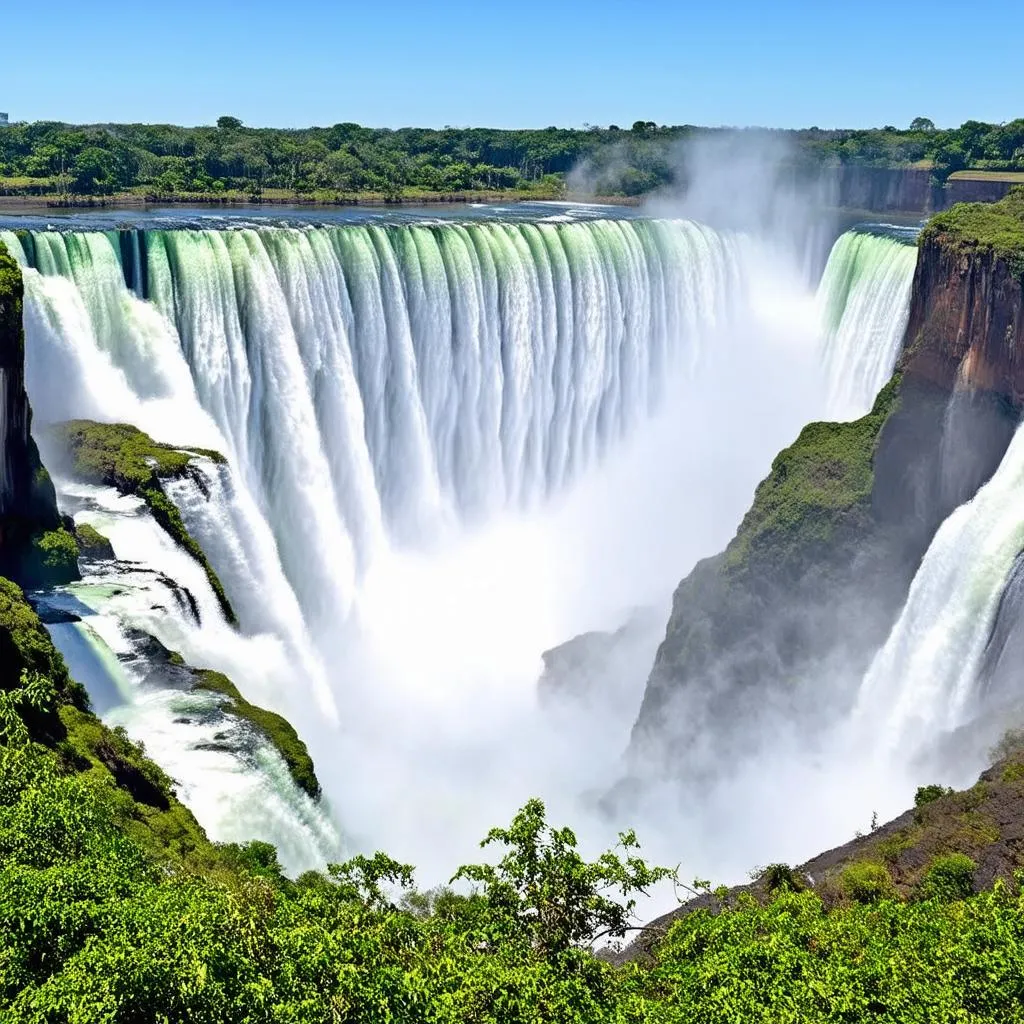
[0,115,1022,199]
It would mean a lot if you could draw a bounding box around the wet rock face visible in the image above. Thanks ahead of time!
[538,608,662,708]
[902,237,1024,404]
[0,241,74,587]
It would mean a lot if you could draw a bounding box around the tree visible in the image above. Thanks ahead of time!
[910,117,936,132]
[216,115,243,130]
[451,797,673,956]
[71,146,116,194]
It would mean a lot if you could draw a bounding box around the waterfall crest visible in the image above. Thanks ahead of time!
[818,229,918,420]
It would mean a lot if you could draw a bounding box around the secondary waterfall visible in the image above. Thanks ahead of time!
[818,228,918,419]
[2,215,885,871]
[854,418,1024,755]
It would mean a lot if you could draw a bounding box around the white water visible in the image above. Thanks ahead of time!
[41,479,342,873]
[854,419,1024,758]
[3,218,914,878]
[818,230,918,420]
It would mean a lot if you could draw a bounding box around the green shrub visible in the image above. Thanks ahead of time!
[760,863,806,893]
[915,783,953,807]
[919,854,976,902]
[838,861,896,904]
[21,527,79,587]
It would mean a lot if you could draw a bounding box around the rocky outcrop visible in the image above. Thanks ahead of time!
[47,420,237,624]
[0,242,79,588]
[625,192,1024,786]
[902,196,1024,403]
[538,608,662,707]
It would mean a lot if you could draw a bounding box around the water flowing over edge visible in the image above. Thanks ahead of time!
[0,218,919,875]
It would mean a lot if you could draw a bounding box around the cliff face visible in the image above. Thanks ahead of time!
[903,236,1024,403]
[0,243,78,587]
[832,166,1016,214]
[626,195,1024,784]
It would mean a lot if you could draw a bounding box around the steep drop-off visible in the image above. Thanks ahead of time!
[0,243,78,588]
[627,191,1024,781]
[903,189,1024,400]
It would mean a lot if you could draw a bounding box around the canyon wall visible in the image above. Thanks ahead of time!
[0,242,77,587]
[625,192,1024,785]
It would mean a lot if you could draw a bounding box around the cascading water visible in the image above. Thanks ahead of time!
[2,214,883,875]
[817,228,918,420]
[34,476,342,873]
[853,419,1024,759]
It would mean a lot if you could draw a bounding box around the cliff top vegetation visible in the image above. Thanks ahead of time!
[922,185,1024,275]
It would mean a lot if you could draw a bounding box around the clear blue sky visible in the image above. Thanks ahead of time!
[4,0,1021,130]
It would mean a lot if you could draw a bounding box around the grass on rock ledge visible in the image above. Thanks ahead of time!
[922,185,1024,277]
[192,668,321,800]
[724,372,903,575]
[51,420,236,624]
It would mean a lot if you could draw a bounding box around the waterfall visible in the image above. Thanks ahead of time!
[3,216,859,871]
[817,228,918,420]
[35,476,342,873]
[6,221,747,634]
[853,419,1024,755]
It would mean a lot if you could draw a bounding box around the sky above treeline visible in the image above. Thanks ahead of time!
[4,0,1022,130]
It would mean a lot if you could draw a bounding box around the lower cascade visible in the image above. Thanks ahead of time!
[0,215,922,875]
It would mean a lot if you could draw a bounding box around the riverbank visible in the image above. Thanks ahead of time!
[0,188,643,212]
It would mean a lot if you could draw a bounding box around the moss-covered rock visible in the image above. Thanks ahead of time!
[50,420,236,624]
[75,521,115,560]
[725,373,903,579]
[191,669,321,800]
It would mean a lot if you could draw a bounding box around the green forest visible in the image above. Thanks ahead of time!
[1,116,1022,201]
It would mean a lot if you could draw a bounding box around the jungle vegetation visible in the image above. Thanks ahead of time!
[0,116,1021,200]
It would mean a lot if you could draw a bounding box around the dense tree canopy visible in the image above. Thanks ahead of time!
[0,118,1021,199]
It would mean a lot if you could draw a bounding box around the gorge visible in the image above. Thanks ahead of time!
[2,183,1024,1017]
[0,206,928,876]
